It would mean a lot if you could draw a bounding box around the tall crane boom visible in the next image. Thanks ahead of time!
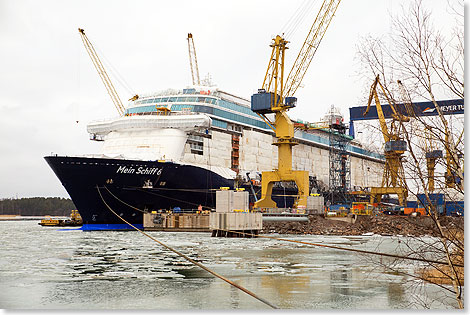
[397,79,463,190]
[251,0,341,209]
[78,28,126,116]
[364,75,408,206]
[187,33,201,86]
[284,0,341,97]
[364,76,410,142]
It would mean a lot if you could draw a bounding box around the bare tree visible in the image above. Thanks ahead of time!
[356,0,464,309]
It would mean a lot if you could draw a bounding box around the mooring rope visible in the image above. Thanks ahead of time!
[96,185,278,309]
[134,187,212,210]
[216,229,464,268]
[103,186,147,213]
[99,185,463,268]
[126,184,300,197]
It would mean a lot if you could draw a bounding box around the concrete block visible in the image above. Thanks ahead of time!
[209,212,262,230]
[233,190,249,211]
[216,190,233,213]
[307,196,324,214]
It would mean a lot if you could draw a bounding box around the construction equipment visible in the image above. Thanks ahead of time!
[425,90,464,189]
[398,79,464,190]
[398,79,440,192]
[397,79,463,191]
[364,75,408,206]
[251,0,341,209]
[423,126,443,192]
[444,129,463,189]
[187,33,201,86]
[78,28,131,116]
[396,80,416,118]
[128,94,139,102]
[397,79,444,192]
[350,202,374,216]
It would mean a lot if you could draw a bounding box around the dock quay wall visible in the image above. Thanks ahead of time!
[144,213,210,232]
[209,212,263,231]
[262,214,463,237]
[141,212,462,236]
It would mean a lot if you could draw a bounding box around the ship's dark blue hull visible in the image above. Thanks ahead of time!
[45,155,299,230]
[45,156,235,230]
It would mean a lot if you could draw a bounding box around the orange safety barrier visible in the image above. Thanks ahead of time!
[404,207,427,216]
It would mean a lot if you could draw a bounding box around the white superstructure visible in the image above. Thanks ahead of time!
[86,86,385,189]
[87,113,211,161]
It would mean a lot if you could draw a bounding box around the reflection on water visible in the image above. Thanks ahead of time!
[0,221,458,309]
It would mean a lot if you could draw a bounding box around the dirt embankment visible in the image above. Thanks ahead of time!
[261,215,463,237]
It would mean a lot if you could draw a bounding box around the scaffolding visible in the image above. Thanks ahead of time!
[326,106,351,205]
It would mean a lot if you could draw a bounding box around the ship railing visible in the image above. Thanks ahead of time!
[138,86,218,99]
[138,89,185,98]
[88,111,202,125]
[131,111,200,116]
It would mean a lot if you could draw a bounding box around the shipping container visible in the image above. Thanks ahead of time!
[445,201,464,216]
[417,193,445,215]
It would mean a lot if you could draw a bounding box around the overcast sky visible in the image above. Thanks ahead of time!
[0,0,462,198]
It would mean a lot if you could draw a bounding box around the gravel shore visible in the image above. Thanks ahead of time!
[261,214,463,237]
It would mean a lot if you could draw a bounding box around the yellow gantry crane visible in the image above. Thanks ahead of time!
[78,28,137,116]
[422,127,443,192]
[251,0,341,209]
[440,114,464,190]
[400,80,463,189]
[445,130,464,189]
[187,33,201,86]
[364,75,409,206]
[397,79,463,192]
[397,79,442,193]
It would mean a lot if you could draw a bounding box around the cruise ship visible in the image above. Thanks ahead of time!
[45,85,384,230]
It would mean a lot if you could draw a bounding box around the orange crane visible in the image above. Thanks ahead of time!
[78,28,137,116]
[251,0,341,209]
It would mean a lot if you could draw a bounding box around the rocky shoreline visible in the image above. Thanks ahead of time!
[261,214,463,237]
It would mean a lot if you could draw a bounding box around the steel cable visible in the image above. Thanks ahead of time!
[125,185,300,197]
[96,185,278,309]
[215,229,464,268]
[98,186,462,270]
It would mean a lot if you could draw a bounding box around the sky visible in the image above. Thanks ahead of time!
[0,0,463,198]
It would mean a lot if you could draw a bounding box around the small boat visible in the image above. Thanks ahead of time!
[39,217,65,226]
[39,210,83,227]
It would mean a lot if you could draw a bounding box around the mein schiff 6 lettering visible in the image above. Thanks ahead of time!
[116,165,161,175]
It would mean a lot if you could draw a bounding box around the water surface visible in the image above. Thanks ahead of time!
[0,221,457,309]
